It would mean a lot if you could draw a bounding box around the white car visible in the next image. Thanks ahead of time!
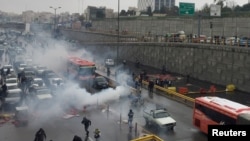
[105,59,115,66]
[225,37,239,45]
[17,64,27,72]
[5,83,22,104]
[32,77,46,87]
[2,64,14,74]
[5,78,18,84]
[143,108,176,130]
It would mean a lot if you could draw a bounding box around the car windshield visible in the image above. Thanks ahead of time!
[38,66,47,70]
[37,89,51,95]
[25,71,35,76]
[52,79,63,84]
[6,79,17,83]
[20,64,27,67]
[7,85,19,89]
[7,93,20,98]
[154,111,171,118]
[3,65,12,69]
[79,67,96,75]
[47,73,58,78]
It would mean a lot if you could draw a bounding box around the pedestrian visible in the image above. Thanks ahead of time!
[93,128,101,141]
[107,67,110,77]
[128,109,134,128]
[161,65,166,74]
[34,128,46,141]
[1,83,7,97]
[6,68,10,75]
[81,117,91,136]
[148,80,154,93]
[123,60,126,65]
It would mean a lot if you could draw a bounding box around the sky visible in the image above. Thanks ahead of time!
[0,0,249,14]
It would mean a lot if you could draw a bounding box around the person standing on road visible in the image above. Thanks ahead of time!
[81,117,91,136]
[128,109,134,128]
[148,80,154,93]
[107,67,110,77]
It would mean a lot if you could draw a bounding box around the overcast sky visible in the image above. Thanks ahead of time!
[0,0,248,14]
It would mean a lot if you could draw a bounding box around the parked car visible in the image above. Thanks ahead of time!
[92,76,109,89]
[239,37,250,47]
[225,36,239,46]
[192,34,207,43]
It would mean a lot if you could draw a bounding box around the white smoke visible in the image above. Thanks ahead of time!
[23,33,132,126]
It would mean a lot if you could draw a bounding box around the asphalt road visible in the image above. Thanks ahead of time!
[2,37,249,141]
[0,87,207,141]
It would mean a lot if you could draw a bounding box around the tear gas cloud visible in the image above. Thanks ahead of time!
[24,33,132,126]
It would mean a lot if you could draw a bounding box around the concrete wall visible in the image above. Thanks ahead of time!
[61,29,250,93]
[90,17,250,37]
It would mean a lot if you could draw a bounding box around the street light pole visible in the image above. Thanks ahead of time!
[117,0,120,65]
[50,6,61,30]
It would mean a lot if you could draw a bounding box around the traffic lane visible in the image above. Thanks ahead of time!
[0,107,136,141]
[107,89,207,141]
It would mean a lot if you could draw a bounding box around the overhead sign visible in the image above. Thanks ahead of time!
[179,2,195,16]
[210,4,221,16]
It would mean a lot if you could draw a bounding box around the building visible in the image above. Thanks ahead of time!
[138,0,175,12]
[85,6,106,21]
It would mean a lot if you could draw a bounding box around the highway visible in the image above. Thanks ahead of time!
[0,43,208,141]
[0,86,207,141]
[4,33,245,141]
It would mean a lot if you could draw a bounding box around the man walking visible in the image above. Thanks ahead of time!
[128,109,134,128]
[81,117,91,136]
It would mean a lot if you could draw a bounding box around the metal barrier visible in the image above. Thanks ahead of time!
[96,70,195,106]
[142,80,195,106]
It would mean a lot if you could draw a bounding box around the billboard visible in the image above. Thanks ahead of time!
[210,4,221,16]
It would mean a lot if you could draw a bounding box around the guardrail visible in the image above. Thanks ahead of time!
[96,68,195,107]
[142,80,195,107]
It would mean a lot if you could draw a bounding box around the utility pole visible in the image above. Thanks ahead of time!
[117,0,120,64]
[49,6,61,31]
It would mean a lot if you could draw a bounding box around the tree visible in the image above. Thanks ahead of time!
[201,3,210,14]
[241,3,250,11]
[120,10,127,16]
[214,0,226,7]
[127,10,136,16]
[78,15,85,25]
[160,6,167,14]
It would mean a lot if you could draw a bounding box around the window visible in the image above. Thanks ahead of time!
[195,103,236,125]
